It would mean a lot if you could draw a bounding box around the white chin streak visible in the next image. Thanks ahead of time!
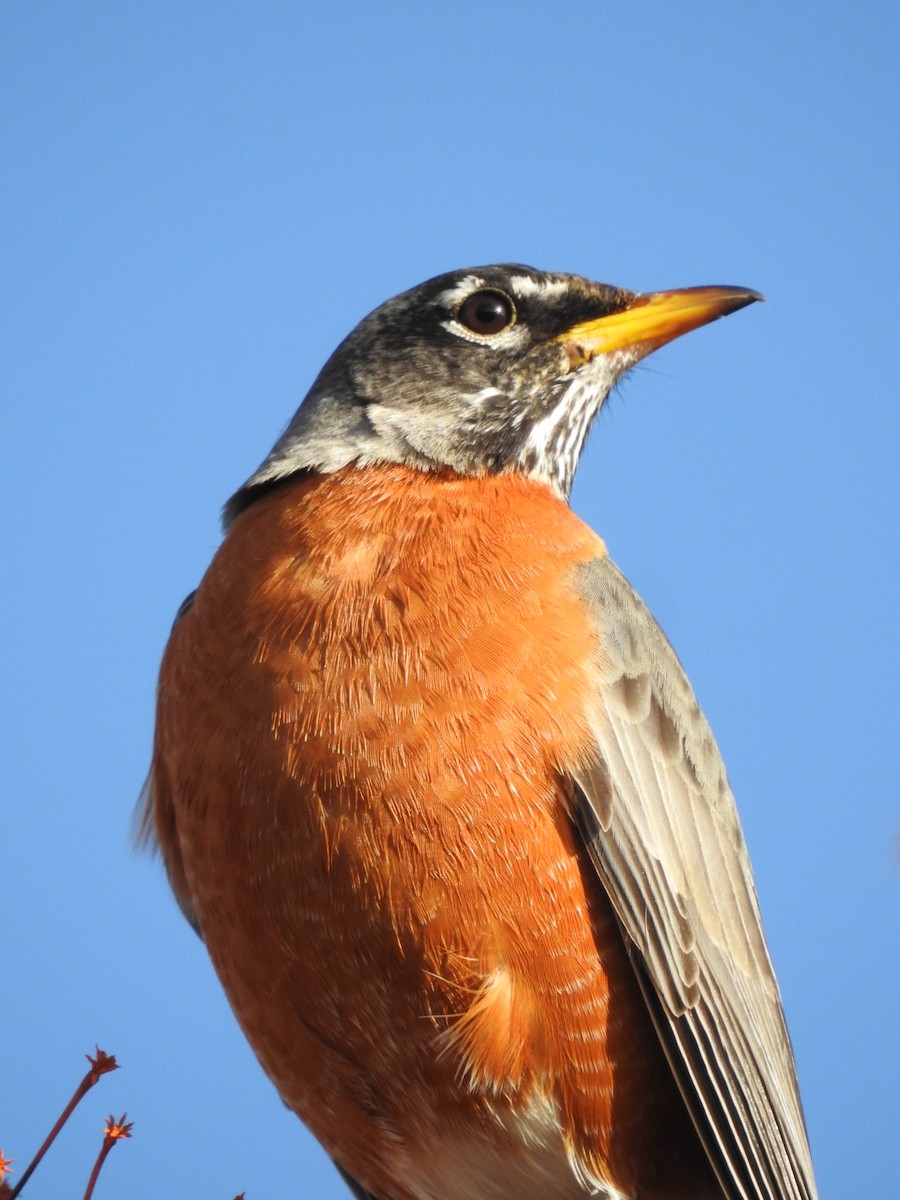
[518,352,633,498]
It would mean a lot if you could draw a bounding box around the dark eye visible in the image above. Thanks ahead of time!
[457,290,515,336]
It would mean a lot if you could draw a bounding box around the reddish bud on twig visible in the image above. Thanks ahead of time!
[7,1047,120,1200]
[82,1114,133,1200]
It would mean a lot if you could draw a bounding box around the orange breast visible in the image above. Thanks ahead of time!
[150,466,709,1199]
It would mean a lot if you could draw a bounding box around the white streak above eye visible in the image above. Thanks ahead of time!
[507,275,572,300]
[435,276,491,308]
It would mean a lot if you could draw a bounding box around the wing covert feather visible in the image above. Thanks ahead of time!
[571,556,816,1200]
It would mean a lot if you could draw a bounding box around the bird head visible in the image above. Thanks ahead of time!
[225,265,760,524]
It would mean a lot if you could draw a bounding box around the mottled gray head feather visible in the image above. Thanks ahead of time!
[225,264,636,526]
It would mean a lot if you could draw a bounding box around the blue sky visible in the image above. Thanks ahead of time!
[2,4,897,1197]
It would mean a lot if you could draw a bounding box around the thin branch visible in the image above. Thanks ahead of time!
[82,1115,132,1200]
[7,1049,118,1200]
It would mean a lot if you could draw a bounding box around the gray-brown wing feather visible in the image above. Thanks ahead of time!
[571,556,816,1200]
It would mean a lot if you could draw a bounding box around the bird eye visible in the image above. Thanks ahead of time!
[457,290,515,336]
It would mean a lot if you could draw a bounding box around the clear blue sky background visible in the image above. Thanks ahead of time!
[3,5,897,1198]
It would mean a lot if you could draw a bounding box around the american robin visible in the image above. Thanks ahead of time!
[141,265,817,1200]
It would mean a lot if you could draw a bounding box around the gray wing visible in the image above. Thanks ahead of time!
[571,556,817,1200]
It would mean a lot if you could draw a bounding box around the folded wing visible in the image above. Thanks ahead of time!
[570,556,816,1200]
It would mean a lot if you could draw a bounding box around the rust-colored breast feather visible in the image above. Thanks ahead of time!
[150,466,712,1200]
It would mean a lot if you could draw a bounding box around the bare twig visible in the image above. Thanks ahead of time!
[82,1115,132,1200]
[7,1048,118,1199]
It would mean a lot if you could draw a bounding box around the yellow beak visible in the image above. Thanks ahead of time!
[558,285,763,368]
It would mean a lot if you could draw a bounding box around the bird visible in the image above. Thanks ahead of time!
[140,264,818,1200]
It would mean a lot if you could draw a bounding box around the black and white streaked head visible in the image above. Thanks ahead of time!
[225,265,761,525]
